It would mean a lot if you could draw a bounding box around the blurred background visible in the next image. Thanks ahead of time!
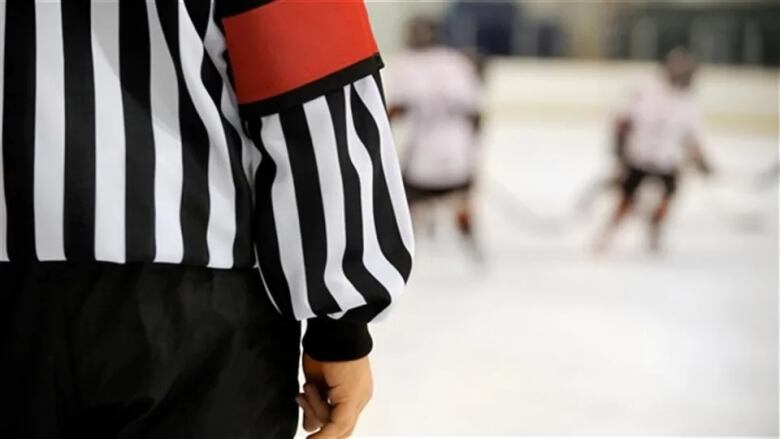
[350,0,778,436]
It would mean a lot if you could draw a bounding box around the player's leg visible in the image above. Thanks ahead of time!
[454,184,475,238]
[594,167,643,251]
[648,173,678,252]
[453,184,484,262]
[455,196,472,237]
[576,164,627,215]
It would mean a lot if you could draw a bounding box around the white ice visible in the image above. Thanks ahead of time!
[353,118,778,436]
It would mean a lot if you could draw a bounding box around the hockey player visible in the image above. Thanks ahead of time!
[595,47,711,252]
[387,17,485,258]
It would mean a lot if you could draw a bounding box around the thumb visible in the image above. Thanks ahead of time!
[296,395,325,432]
[310,402,360,439]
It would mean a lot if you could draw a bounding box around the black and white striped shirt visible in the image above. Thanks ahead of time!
[0,0,414,326]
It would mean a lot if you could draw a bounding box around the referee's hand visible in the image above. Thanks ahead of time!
[297,354,373,438]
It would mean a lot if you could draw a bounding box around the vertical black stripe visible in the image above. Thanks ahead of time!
[227,119,253,267]
[350,86,413,280]
[212,15,236,92]
[326,89,392,313]
[201,47,252,267]
[372,71,387,107]
[280,106,340,315]
[2,2,36,260]
[62,0,96,260]
[155,0,210,265]
[250,118,294,317]
[121,1,156,262]
[183,0,211,39]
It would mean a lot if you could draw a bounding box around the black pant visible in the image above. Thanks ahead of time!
[620,165,678,199]
[404,179,474,204]
[0,262,300,439]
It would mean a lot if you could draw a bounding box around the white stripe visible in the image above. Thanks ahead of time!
[241,117,258,186]
[204,11,257,201]
[260,115,315,320]
[250,140,262,193]
[304,97,368,312]
[353,78,413,322]
[343,85,406,306]
[249,139,262,270]
[147,3,184,264]
[205,7,262,274]
[0,1,7,262]
[328,310,348,320]
[237,95,262,196]
[178,2,235,268]
[202,6,229,86]
[92,3,126,262]
[33,2,66,261]
[353,76,416,258]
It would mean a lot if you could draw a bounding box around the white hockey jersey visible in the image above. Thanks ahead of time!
[388,47,483,188]
[618,74,704,173]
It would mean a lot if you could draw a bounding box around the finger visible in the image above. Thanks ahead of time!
[309,403,358,439]
[296,395,324,432]
[300,386,331,423]
[308,421,348,439]
[295,395,319,432]
[303,383,332,421]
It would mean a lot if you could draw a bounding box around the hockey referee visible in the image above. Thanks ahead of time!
[0,1,414,438]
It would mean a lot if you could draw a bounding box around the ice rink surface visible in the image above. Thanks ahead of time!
[354,119,778,436]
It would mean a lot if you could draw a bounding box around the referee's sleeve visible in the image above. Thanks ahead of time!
[220,0,415,361]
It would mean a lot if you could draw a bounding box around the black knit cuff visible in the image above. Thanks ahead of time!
[302,318,373,362]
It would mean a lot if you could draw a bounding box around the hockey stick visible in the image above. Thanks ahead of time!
[700,168,776,233]
[484,177,571,234]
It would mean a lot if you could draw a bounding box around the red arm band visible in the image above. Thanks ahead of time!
[222,0,380,113]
